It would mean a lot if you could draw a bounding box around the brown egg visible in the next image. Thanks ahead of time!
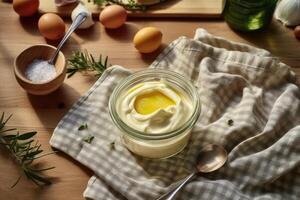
[99,5,127,29]
[13,0,39,17]
[38,13,65,40]
[294,25,300,40]
[133,27,162,53]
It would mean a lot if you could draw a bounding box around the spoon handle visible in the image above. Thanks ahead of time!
[49,13,87,65]
[156,172,197,200]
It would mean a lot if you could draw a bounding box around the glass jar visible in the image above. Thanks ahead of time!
[109,69,201,159]
[223,0,278,31]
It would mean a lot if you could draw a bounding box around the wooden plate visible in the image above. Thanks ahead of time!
[40,0,225,18]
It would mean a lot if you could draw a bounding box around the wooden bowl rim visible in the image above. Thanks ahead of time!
[14,44,66,86]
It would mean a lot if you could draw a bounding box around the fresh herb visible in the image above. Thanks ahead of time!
[89,0,147,11]
[228,119,234,126]
[0,113,55,188]
[78,123,88,131]
[82,135,94,144]
[67,50,108,78]
[109,141,115,150]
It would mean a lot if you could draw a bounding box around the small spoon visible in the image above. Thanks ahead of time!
[156,144,228,200]
[48,12,88,65]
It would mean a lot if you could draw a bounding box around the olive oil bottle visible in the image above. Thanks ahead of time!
[223,0,278,31]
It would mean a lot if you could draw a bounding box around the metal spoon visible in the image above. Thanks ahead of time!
[156,144,228,200]
[48,12,88,65]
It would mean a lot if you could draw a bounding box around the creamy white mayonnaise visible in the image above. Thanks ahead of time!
[116,80,193,134]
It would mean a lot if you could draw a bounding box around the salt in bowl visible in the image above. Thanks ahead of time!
[14,44,66,95]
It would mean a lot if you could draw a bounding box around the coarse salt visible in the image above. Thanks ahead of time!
[25,59,57,83]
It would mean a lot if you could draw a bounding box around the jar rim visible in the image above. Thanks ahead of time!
[108,68,201,140]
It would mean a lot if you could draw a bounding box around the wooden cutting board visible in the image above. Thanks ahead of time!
[40,0,225,18]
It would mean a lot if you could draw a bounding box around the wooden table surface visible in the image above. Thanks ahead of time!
[0,2,299,200]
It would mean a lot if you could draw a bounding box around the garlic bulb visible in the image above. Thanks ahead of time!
[71,3,94,29]
[275,0,300,26]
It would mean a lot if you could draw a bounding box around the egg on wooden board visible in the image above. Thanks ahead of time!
[133,27,163,53]
[13,0,39,17]
[99,5,127,29]
[38,13,65,40]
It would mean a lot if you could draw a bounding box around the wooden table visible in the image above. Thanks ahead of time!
[0,2,299,200]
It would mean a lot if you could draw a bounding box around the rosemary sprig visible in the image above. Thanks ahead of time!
[0,112,55,188]
[67,50,108,78]
[89,0,147,11]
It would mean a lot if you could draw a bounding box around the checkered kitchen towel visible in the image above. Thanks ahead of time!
[50,29,300,200]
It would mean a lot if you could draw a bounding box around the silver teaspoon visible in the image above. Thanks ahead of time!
[48,12,88,65]
[156,144,228,200]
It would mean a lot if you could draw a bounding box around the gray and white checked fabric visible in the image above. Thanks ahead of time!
[50,29,300,200]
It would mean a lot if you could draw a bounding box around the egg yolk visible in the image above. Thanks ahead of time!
[134,91,175,115]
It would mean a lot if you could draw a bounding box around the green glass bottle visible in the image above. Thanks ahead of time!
[223,0,278,31]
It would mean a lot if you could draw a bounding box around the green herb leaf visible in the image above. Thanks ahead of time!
[228,119,234,126]
[78,123,88,131]
[19,139,34,147]
[90,0,147,10]
[25,150,43,159]
[11,175,22,188]
[31,166,55,172]
[0,113,12,129]
[16,132,37,140]
[2,134,17,140]
[0,112,54,187]
[28,151,57,160]
[67,50,108,78]
[0,128,17,134]
[66,68,77,78]
[25,170,51,185]
[82,135,94,144]
[109,141,115,150]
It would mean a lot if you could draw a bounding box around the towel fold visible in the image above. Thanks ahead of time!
[50,29,300,200]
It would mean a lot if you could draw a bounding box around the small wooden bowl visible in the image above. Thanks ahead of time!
[14,44,67,95]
